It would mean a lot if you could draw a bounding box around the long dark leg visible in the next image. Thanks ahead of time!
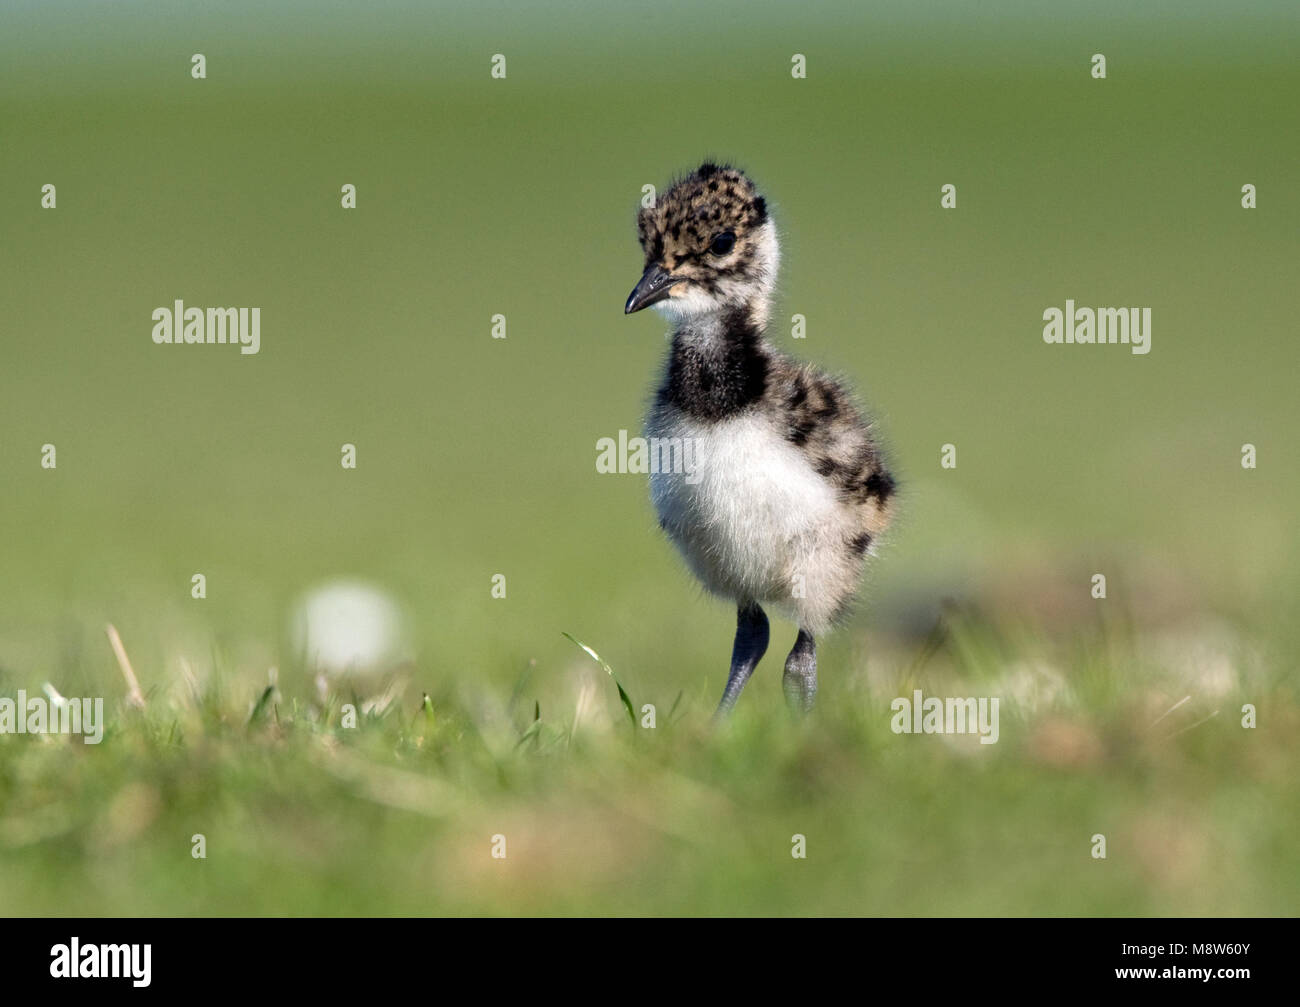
[715,603,769,716]
[782,629,817,713]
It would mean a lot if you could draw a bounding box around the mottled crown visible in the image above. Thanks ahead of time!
[636,162,771,292]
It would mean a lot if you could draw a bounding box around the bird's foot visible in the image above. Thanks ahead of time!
[782,629,817,713]
[715,602,769,716]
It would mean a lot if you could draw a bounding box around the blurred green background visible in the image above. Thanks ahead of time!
[1,0,1297,916]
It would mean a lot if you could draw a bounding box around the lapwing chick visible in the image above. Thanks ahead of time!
[625,162,896,714]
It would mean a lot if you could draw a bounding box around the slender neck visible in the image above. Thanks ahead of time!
[659,302,771,421]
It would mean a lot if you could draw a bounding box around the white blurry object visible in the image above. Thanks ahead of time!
[291,580,407,678]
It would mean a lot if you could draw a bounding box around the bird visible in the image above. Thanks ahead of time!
[624,162,896,715]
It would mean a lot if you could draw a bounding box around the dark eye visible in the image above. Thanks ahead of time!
[709,232,735,255]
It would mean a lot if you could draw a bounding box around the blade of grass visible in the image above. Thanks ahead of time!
[105,623,146,709]
[562,631,636,728]
[248,685,275,725]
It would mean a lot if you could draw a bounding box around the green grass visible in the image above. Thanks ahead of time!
[1,598,1295,916]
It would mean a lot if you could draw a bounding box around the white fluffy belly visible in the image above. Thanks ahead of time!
[647,411,841,604]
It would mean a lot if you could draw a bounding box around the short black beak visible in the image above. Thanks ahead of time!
[625,264,680,314]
